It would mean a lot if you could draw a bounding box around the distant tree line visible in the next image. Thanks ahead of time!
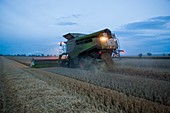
[16,54,26,56]
[147,53,152,56]
[28,54,57,57]
[138,53,170,58]
[0,54,57,57]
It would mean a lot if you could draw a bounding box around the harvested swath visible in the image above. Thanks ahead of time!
[28,67,170,113]
[2,56,170,113]
[42,67,170,106]
[4,77,84,113]
[0,57,105,113]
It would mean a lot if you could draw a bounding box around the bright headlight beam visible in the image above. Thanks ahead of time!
[100,36,108,41]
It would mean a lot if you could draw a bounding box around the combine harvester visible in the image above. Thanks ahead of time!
[31,28,123,69]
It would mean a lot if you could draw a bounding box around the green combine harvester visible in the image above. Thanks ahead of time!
[31,28,123,69]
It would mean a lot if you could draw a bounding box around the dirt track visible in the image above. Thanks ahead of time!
[1,56,170,113]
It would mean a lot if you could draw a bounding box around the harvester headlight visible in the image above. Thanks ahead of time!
[100,36,108,41]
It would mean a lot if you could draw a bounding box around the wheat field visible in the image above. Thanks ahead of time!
[1,56,170,113]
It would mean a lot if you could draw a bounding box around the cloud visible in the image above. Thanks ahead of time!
[122,16,170,30]
[56,14,81,20]
[55,14,81,26]
[56,22,78,26]
[115,16,170,55]
[150,16,170,21]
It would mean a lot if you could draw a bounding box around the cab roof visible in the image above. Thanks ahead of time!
[63,33,86,40]
[63,28,112,40]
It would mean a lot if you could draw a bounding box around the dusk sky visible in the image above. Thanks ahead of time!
[0,0,170,55]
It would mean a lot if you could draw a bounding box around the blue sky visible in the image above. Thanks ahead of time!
[115,16,170,55]
[0,0,170,55]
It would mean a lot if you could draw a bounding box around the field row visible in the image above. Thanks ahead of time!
[0,57,106,113]
[1,57,170,112]
[6,56,170,105]
[42,67,170,106]
[7,56,170,81]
